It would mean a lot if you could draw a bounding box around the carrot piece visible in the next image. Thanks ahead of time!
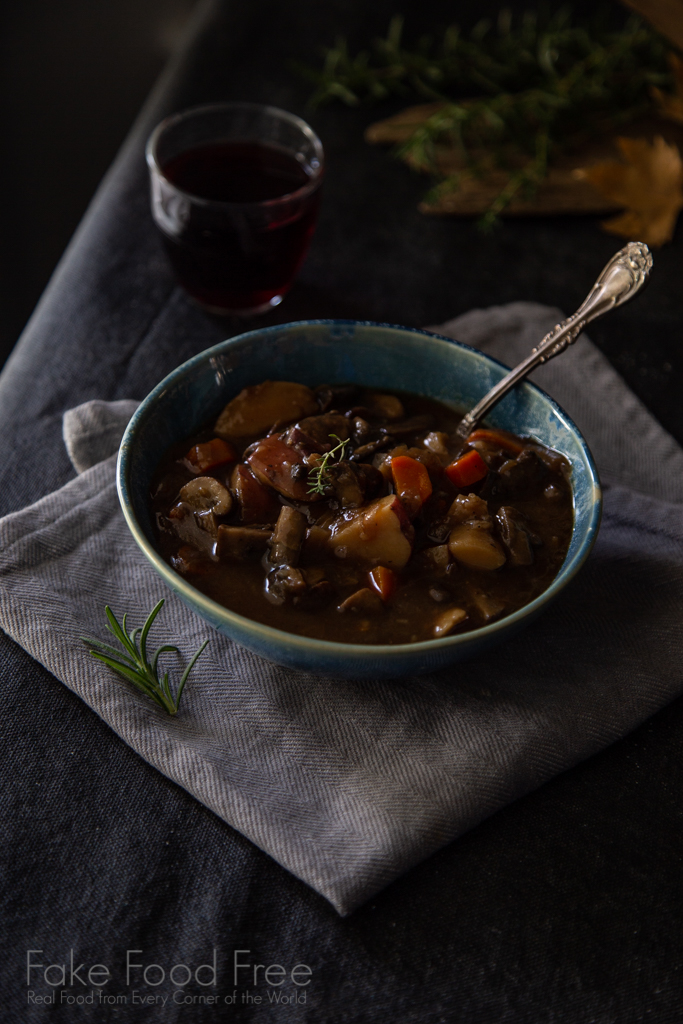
[467,428,525,455]
[391,455,433,516]
[445,450,488,488]
[185,438,238,473]
[368,565,397,602]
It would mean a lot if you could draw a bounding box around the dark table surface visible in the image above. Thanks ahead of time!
[2,1,683,1020]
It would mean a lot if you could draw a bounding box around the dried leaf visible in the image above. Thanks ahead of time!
[575,135,683,246]
[651,53,683,123]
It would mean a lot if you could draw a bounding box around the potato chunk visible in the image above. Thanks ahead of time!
[329,495,414,569]
[448,523,506,570]
[215,380,318,438]
[367,393,405,420]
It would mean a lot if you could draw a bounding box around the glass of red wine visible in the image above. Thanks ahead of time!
[146,103,324,316]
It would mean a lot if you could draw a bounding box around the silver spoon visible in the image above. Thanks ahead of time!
[454,241,653,443]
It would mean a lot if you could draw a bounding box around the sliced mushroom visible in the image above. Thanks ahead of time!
[270,506,307,567]
[433,606,468,637]
[179,476,232,515]
[337,587,384,614]
[350,436,394,461]
[264,565,308,605]
[215,380,318,438]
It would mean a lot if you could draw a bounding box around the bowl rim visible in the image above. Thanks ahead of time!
[117,319,602,660]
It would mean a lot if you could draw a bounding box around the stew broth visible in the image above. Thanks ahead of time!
[149,381,573,645]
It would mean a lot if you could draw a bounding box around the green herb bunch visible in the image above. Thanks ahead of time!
[297,9,675,224]
[83,600,208,715]
[307,433,350,495]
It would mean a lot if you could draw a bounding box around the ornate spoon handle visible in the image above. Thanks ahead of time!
[454,241,653,442]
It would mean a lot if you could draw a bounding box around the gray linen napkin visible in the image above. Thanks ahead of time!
[1,302,682,916]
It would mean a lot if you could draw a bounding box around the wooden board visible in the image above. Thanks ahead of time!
[365,105,683,217]
[621,0,683,51]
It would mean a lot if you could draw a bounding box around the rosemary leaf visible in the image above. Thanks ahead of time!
[176,640,210,709]
[82,599,207,715]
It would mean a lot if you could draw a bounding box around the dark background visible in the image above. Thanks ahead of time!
[0,0,200,368]
[3,3,683,1021]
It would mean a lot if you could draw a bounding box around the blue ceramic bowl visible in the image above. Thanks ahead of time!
[117,320,601,678]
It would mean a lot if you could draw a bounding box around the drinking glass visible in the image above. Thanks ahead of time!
[146,102,324,315]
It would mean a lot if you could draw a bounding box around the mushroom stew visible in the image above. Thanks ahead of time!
[149,380,574,644]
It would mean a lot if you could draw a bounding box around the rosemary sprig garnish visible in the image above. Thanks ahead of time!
[307,433,350,495]
[82,599,208,715]
[297,9,675,224]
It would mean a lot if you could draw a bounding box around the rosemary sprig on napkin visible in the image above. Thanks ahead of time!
[82,600,208,715]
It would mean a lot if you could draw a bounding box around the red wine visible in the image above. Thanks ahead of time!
[164,141,309,202]
[158,141,321,313]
